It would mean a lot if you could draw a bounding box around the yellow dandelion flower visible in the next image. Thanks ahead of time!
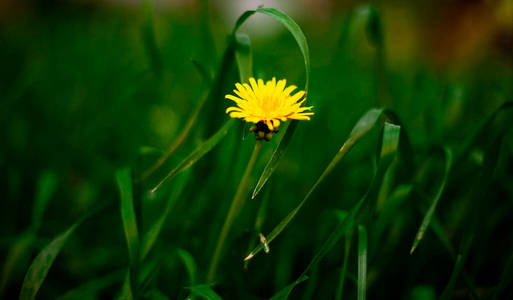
[225,77,314,140]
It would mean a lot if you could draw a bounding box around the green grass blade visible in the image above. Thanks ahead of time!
[191,59,213,84]
[234,34,252,83]
[31,170,58,232]
[57,269,125,300]
[140,172,190,260]
[410,148,453,254]
[268,275,308,300]
[176,248,198,285]
[335,227,353,300]
[245,108,386,261]
[117,271,133,300]
[186,284,222,300]
[250,7,311,199]
[150,119,235,192]
[116,168,140,264]
[357,225,368,300]
[142,0,162,76]
[439,235,473,300]
[19,220,84,300]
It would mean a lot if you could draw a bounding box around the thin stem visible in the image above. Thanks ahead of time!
[136,92,208,182]
[207,140,263,282]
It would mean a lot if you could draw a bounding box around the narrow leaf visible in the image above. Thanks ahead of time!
[176,249,198,285]
[410,148,453,254]
[357,225,368,300]
[439,235,473,300]
[57,269,125,300]
[19,221,83,300]
[31,170,58,232]
[269,275,308,300]
[234,34,252,83]
[245,108,387,261]
[141,172,190,260]
[186,284,222,300]
[116,168,140,264]
[151,119,235,192]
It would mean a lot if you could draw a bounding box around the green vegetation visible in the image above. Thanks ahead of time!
[1,1,513,299]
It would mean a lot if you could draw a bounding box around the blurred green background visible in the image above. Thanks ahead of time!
[1,0,513,299]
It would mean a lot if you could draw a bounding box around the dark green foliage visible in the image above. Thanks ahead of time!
[1,2,513,300]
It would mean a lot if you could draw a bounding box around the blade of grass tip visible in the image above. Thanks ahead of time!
[245,108,386,261]
[335,227,353,300]
[19,212,96,300]
[1,171,58,295]
[269,275,309,300]
[150,119,235,193]
[235,33,253,140]
[439,235,473,300]
[251,7,311,199]
[57,269,125,300]
[410,147,453,254]
[357,225,368,300]
[140,171,190,260]
[31,170,58,233]
[186,284,222,300]
[176,249,198,285]
[137,92,209,182]
[116,168,140,265]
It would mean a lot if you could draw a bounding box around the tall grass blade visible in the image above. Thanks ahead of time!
[439,235,473,300]
[140,172,190,260]
[410,148,453,254]
[57,269,125,300]
[150,119,235,193]
[234,34,252,83]
[176,249,198,285]
[335,227,353,300]
[186,284,222,300]
[357,225,368,300]
[19,217,88,300]
[269,275,308,300]
[245,108,389,261]
[116,168,140,264]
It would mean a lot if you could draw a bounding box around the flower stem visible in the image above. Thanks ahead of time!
[207,140,262,282]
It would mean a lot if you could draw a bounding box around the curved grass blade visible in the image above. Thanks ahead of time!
[151,119,235,193]
[19,214,93,300]
[357,225,368,300]
[140,172,190,260]
[57,269,125,300]
[439,235,473,300]
[186,284,222,300]
[245,108,387,261]
[250,7,311,199]
[234,34,252,83]
[410,148,453,254]
[117,271,133,300]
[176,249,198,285]
[116,168,140,264]
[1,171,58,295]
[269,275,308,300]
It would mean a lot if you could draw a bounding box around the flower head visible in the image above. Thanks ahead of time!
[225,77,314,140]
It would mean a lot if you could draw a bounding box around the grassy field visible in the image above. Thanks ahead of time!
[1,1,513,299]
